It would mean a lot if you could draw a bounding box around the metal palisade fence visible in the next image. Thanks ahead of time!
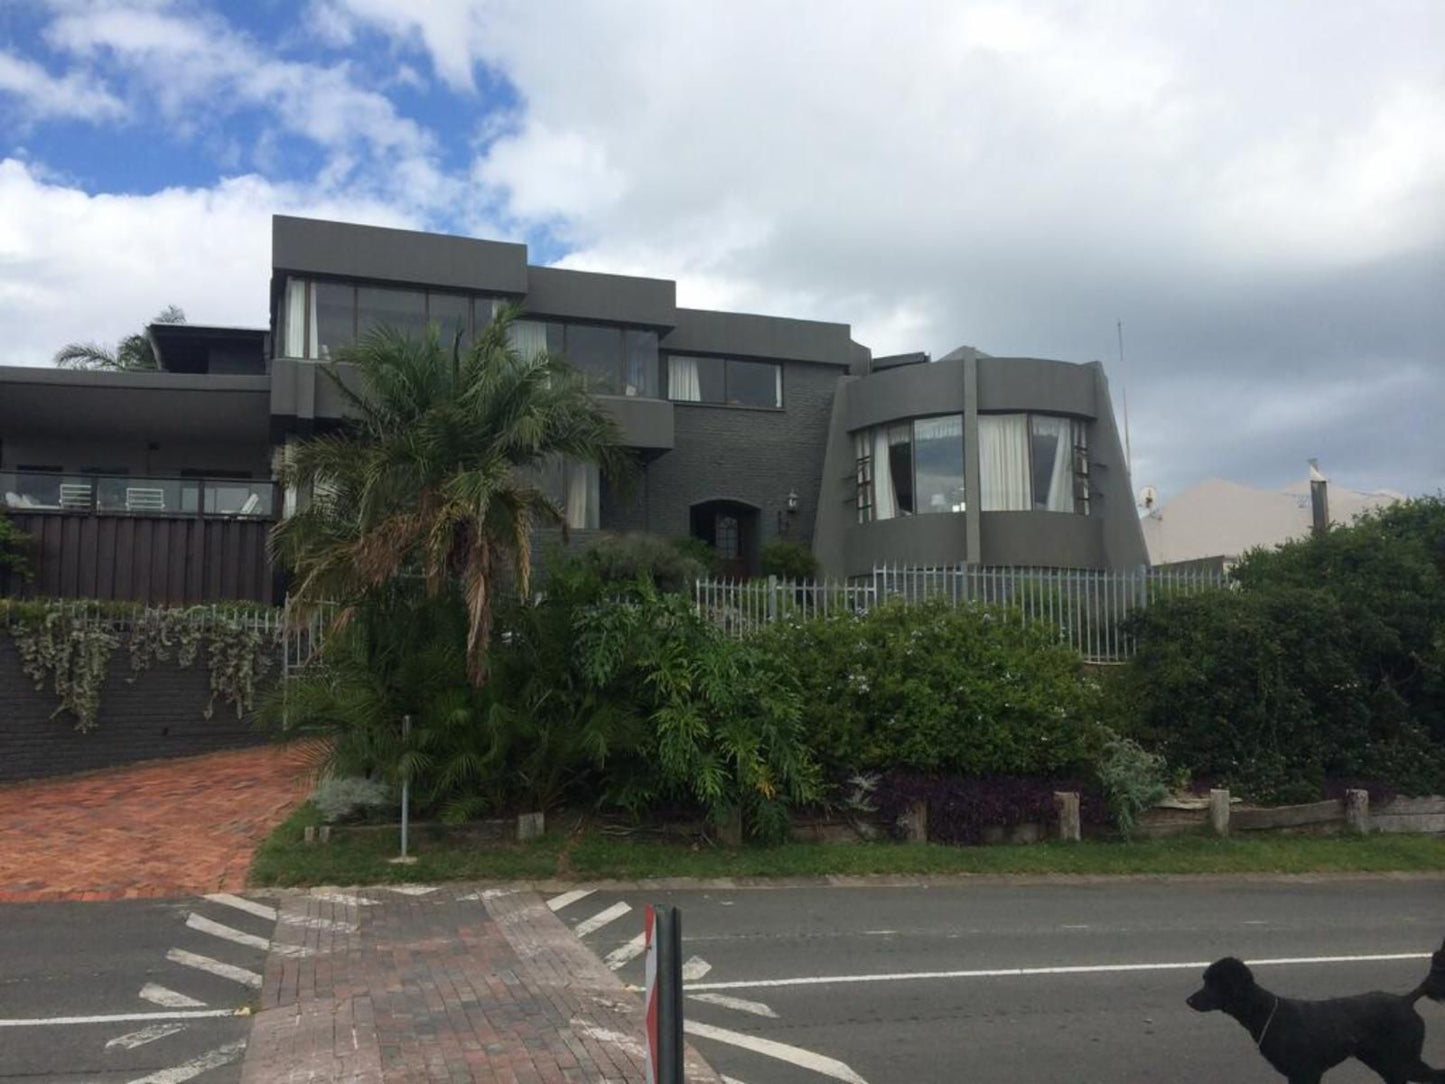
[694,563,1230,662]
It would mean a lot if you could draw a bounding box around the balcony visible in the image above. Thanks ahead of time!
[2,472,277,519]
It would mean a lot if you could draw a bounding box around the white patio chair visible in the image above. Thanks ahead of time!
[58,483,93,510]
[125,487,165,512]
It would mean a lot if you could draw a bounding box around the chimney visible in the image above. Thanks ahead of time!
[1308,459,1329,535]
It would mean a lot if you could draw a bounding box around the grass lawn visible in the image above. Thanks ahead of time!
[248,804,1445,887]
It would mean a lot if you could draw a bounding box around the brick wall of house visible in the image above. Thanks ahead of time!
[602,361,842,551]
[0,639,269,784]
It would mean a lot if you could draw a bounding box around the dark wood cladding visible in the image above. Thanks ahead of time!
[2,513,275,604]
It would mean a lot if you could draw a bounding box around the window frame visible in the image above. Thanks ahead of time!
[854,411,1089,523]
[663,353,784,410]
[285,277,503,360]
[978,411,1090,515]
[509,318,661,397]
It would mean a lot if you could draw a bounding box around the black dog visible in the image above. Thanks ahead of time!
[1187,941,1445,1082]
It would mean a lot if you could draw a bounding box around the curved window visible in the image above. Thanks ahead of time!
[979,413,1087,513]
[854,414,963,523]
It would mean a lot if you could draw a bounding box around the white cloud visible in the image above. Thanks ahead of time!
[0,49,125,121]
[42,2,442,205]
[0,158,416,368]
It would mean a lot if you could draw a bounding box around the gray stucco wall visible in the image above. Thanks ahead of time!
[814,355,1146,575]
[1,436,268,477]
[273,215,528,295]
[664,309,853,365]
[601,361,841,552]
[523,266,676,328]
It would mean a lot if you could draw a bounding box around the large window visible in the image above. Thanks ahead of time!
[853,414,963,522]
[508,320,660,397]
[533,458,600,529]
[979,413,1088,513]
[666,355,782,408]
[283,278,500,360]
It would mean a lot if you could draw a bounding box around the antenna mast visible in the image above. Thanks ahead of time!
[1117,319,1132,475]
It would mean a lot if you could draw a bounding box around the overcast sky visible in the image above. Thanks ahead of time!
[1,0,1441,501]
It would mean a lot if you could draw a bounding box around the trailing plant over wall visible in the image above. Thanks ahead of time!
[9,605,120,732]
[0,508,31,582]
[1,599,277,731]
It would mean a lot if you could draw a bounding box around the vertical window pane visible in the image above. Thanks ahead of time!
[563,324,622,391]
[854,431,874,524]
[725,360,781,407]
[473,297,499,339]
[564,461,599,529]
[914,414,965,513]
[1030,414,1074,512]
[313,281,355,360]
[357,286,427,341]
[888,423,914,516]
[623,329,659,397]
[716,514,740,559]
[509,319,549,360]
[428,292,470,351]
[284,278,307,358]
[668,355,725,402]
[979,414,1031,511]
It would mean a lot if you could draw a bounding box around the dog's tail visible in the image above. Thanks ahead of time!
[1408,939,1445,1004]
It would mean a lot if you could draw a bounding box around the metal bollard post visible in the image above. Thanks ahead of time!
[644,905,685,1084]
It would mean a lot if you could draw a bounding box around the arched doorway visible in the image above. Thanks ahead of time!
[690,499,759,579]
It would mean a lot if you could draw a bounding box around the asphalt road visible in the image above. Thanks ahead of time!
[0,895,276,1083]
[558,877,1445,1084]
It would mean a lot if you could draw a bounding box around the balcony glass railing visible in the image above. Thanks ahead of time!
[1,472,276,518]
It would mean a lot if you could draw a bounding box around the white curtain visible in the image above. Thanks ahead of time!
[668,356,701,401]
[509,319,548,361]
[564,462,599,529]
[284,278,308,359]
[979,414,1030,511]
[872,426,898,519]
[1033,415,1075,512]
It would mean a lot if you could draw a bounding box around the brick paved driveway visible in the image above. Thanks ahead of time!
[0,743,318,902]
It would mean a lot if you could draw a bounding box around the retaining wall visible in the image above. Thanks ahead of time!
[0,639,269,784]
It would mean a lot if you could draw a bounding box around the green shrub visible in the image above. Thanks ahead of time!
[580,532,710,593]
[760,540,819,581]
[1117,586,1445,802]
[758,599,1106,778]
[670,535,719,576]
[0,508,30,582]
[1094,734,1169,837]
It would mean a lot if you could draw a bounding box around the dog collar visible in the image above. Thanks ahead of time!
[1257,995,1279,1049]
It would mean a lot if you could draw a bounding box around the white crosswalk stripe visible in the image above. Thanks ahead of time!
[688,992,777,1018]
[185,912,271,952]
[138,985,206,1009]
[165,949,262,989]
[124,1039,246,1083]
[604,933,647,971]
[685,1020,868,1084]
[106,1023,189,1050]
[573,902,631,939]
[202,893,277,922]
[546,889,595,912]
[681,956,712,981]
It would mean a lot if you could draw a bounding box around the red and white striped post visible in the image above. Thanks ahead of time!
[643,905,659,1084]
[642,904,683,1084]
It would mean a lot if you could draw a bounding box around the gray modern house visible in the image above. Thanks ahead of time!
[0,216,1146,603]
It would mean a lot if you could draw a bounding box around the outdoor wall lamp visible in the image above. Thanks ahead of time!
[786,490,799,513]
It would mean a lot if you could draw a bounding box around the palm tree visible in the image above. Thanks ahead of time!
[54,305,186,370]
[272,305,628,686]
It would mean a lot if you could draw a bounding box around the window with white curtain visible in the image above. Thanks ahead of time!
[282,279,504,360]
[534,457,599,529]
[979,414,1031,511]
[665,355,781,408]
[980,413,1087,513]
[854,414,962,522]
